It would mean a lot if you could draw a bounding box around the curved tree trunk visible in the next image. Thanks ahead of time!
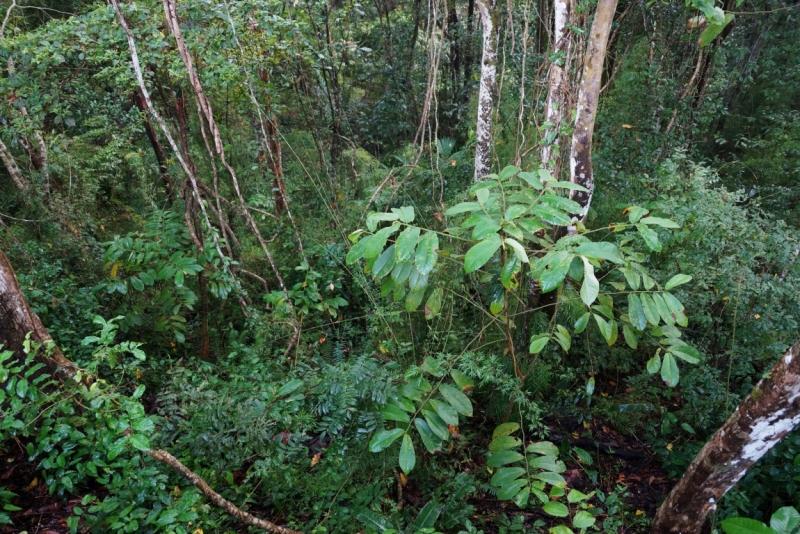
[473,0,498,182]
[569,0,618,221]
[0,247,77,380]
[653,339,800,534]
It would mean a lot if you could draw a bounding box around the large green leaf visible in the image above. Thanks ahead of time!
[445,202,482,216]
[414,501,441,530]
[504,238,530,264]
[373,245,396,279]
[391,261,413,284]
[425,288,444,319]
[721,518,778,534]
[399,434,416,473]
[573,511,597,529]
[628,293,647,331]
[491,467,526,488]
[489,435,522,452]
[429,399,459,426]
[365,225,401,259]
[487,450,525,468]
[699,14,735,47]
[356,510,395,532]
[580,257,599,306]
[770,507,800,534]
[575,312,591,333]
[527,441,559,456]
[594,314,615,346]
[414,232,439,276]
[637,224,662,252]
[464,233,503,273]
[575,242,624,264]
[662,292,688,327]
[543,501,570,518]
[497,479,529,501]
[623,324,638,349]
[641,293,661,325]
[665,273,692,290]
[661,352,679,387]
[669,344,701,364]
[534,471,566,486]
[367,211,400,231]
[538,252,573,293]
[493,422,520,438]
[652,293,675,326]
[380,404,410,423]
[369,428,405,452]
[405,286,426,312]
[414,418,442,453]
[422,410,450,440]
[439,384,473,416]
[396,226,421,263]
[530,204,572,226]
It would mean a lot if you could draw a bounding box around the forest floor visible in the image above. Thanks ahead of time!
[1,418,671,533]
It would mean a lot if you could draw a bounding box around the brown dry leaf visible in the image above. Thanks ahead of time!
[310,452,321,467]
[399,472,408,486]
[24,477,38,490]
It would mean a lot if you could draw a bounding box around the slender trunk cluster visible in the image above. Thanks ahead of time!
[473,0,498,182]
[540,0,571,172]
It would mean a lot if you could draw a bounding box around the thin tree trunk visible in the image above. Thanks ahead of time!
[0,247,77,380]
[653,339,800,534]
[568,0,618,221]
[541,0,572,172]
[0,137,29,191]
[473,0,498,182]
[133,88,175,203]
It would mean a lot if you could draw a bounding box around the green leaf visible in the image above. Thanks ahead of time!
[473,218,502,240]
[277,379,303,396]
[639,216,680,228]
[594,314,614,346]
[414,232,439,276]
[445,202,481,215]
[489,435,522,452]
[538,252,573,293]
[530,335,549,354]
[373,245,397,279]
[567,489,591,503]
[399,434,416,473]
[575,242,624,264]
[529,456,566,472]
[174,270,185,287]
[580,257,599,306]
[628,294,647,331]
[415,501,441,529]
[551,525,575,534]
[504,238,530,264]
[464,234,503,273]
[393,206,415,223]
[637,224,662,252]
[554,326,571,353]
[505,204,528,221]
[130,277,144,291]
[647,352,661,374]
[498,165,520,181]
[621,268,641,290]
[487,450,525,468]
[530,204,572,226]
[367,211,400,231]
[662,292,688,327]
[527,441,559,456]
[129,434,150,451]
[721,518,778,534]
[623,324,638,349]
[381,404,411,423]
[492,467,526,488]
[391,261,413,284]
[439,384,473,416]
[451,370,475,392]
[356,510,396,532]
[665,274,692,290]
[627,206,649,223]
[573,510,597,529]
[493,422,520,438]
[430,399,459,426]
[551,181,590,193]
[408,267,429,291]
[414,418,442,453]
[670,345,701,364]
[393,226,419,263]
[534,471,566,486]
[575,312,590,333]
[586,376,595,395]
[497,479,529,501]
[699,14,735,47]
[543,501,570,518]
[369,428,405,452]
[641,294,661,325]
[518,171,543,189]
[423,410,450,440]
[652,293,675,326]
[513,487,531,508]
[771,507,800,534]
[405,286,426,312]
[425,288,444,319]
[661,352,679,387]
[501,256,521,290]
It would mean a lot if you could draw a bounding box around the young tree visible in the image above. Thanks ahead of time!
[653,339,800,534]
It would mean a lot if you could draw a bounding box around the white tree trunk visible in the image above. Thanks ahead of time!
[473,0,498,182]
[541,0,572,172]
[653,339,800,534]
[569,0,617,220]
[0,137,28,191]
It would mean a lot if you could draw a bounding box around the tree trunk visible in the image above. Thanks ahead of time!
[0,247,77,380]
[473,0,498,182]
[568,0,617,221]
[133,88,175,203]
[0,137,29,191]
[541,0,572,172]
[652,339,800,534]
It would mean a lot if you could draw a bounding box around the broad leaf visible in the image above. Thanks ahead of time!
[396,226,421,263]
[464,234,503,273]
[721,518,778,534]
[491,467,526,487]
[573,511,597,529]
[661,352,680,387]
[399,434,416,473]
[487,450,525,468]
[369,428,405,452]
[575,242,624,264]
[414,232,439,276]
[439,384,473,416]
[505,238,530,264]
[414,418,442,453]
[665,273,692,290]
[543,501,570,518]
[580,257,599,306]
[425,288,444,319]
[771,507,800,534]
[637,224,662,252]
[489,435,522,452]
[628,293,647,331]
[493,422,520,438]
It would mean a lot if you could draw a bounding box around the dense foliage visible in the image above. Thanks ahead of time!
[0,0,799,532]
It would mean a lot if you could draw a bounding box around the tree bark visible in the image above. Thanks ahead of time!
[541,0,572,172]
[133,88,175,203]
[652,339,800,534]
[0,247,77,380]
[568,0,617,221]
[473,0,498,182]
[0,137,29,191]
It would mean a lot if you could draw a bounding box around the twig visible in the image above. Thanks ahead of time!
[146,449,302,534]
